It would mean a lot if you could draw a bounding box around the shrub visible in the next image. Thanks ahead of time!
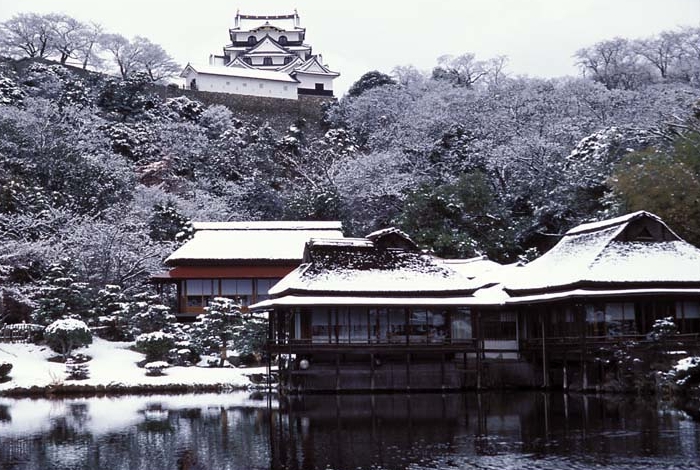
[135,332,175,362]
[144,361,169,376]
[670,356,700,390]
[65,361,90,380]
[0,361,12,379]
[44,319,92,361]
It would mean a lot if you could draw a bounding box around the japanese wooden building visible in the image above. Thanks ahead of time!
[153,221,343,320]
[251,212,700,392]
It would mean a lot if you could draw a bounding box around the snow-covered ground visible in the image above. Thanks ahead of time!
[0,338,268,394]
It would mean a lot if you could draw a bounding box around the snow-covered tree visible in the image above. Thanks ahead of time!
[347,70,396,97]
[44,318,92,361]
[32,260,91,325]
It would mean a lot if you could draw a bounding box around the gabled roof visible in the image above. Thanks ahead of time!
[226,57,253,69]
[244,35,294,56]
[291,56,340,77]
[165,221,344,266]
[180,63,298,83]
[504,211,700,296]
[277,56,305,73]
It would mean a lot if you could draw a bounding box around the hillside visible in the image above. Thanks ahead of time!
[1,52,700,321]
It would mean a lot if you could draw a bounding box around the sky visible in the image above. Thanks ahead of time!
[0,0,699,95]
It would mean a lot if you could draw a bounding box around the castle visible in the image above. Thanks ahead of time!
[180,10,339,100]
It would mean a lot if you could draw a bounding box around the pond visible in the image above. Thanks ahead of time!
[0,392,698,470]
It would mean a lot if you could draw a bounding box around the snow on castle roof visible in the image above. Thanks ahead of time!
[165,221,343,266]
[181,63,298,83]
[291,56,339,77]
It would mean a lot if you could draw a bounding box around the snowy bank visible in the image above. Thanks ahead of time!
[0,338,269,396]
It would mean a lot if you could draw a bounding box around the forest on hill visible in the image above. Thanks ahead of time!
[0,17,700,322]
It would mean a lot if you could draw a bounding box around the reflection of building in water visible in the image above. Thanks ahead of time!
[269,392,700,469]
[270,393,528,470]
[251,212,700,392]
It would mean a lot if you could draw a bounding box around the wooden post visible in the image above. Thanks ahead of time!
[476,311,483,390]
[541,312,549,388]
[406,352,411,391]
[562,350,568,391]
[286,310,292,392]
[441,352,446,390]
[580,304,588,390]
[335,353,340,391]
[267,310,274,394]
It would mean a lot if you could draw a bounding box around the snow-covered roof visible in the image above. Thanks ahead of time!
[191,221,342,231]
[438,256,513,281]
[268,229,486,298]
[291,56,340,77]
[165,221,343,266]
[565,210,679,237]
[504,287,700,305]
[226,57,253,69]
[305,237,374,249]
[180,63,298,83]
[277,57,305,73]
[251,294,498,310]
[268,262,482,297]
[245,36,293,56]
[504,211,700,295]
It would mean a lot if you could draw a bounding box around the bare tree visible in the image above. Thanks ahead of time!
[0,12,54,58]
[486,55,509,89]
[132,36,180,83]
[634,31,682,80]
[675,26,700,84]
[391,65,426,88]
[49,14,89,64]
[433,53,490,87]
[100,33,142,79]
[76,22,105,70]
[575,37,652,89]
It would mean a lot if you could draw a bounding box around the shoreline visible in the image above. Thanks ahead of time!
[0,381,270,398]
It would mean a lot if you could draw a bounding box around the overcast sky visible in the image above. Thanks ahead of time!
[1,0,699,95]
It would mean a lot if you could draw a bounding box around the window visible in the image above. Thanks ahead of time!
[259,83,264,89]
[283,85,288,91]
[256,278,281,301]
[279,35,288,45]
[482,312,517,341]
[451,308,472,341]
[220,279,253,306]
[247,35,256,45]
[312,308,330,342]
[186,279,214,308]
[243,57,252,65]
[605,302,636,336]
[263,57,273,66]
[349,307,368,343]
[314,83,324,91]
[283,56,292,64]
[677,301,700,334]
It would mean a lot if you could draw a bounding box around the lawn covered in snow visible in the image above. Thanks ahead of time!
[0,338,267,394]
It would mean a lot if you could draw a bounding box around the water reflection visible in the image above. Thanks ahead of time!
[0,392,698,470]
